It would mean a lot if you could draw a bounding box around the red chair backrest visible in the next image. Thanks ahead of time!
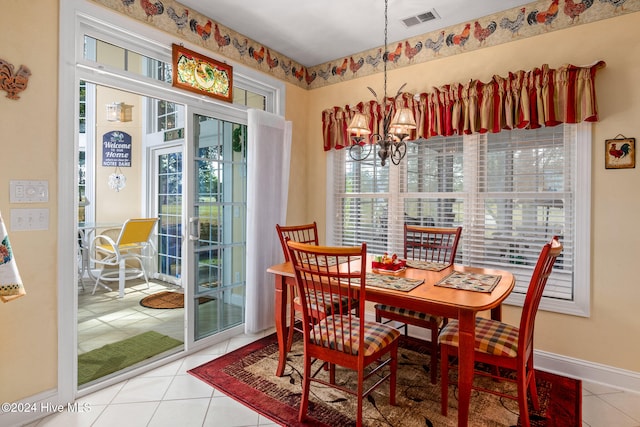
[404,225,462,264]
[286,240,366,356]
[518,236,563,353]
[276,222,319,261]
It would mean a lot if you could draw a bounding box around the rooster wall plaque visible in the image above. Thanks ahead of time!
[0,58,31,100]
[605,135,635,169]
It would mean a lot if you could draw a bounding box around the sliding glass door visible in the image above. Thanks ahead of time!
[190,113,247,340]
[65,10,281,398]
[154,146,184,285]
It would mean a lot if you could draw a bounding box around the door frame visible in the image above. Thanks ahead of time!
[59,0,284,403]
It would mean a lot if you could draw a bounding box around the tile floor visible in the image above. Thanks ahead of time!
[77,279,185,355]
[23,280,640,427]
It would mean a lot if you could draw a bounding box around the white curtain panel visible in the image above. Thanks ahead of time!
[245,109,292,333]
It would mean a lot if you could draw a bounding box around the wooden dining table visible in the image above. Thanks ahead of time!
[267,258,515,427]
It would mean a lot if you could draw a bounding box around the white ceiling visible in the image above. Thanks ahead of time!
[178,0,532,67]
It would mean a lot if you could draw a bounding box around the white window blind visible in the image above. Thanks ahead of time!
[330,124,590,315]
[465,126,574,299]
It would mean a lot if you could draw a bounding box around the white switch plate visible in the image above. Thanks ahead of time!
[10,180,49,203]
[10,208,49,231]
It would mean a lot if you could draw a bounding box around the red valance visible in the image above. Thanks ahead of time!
[322,61,606,151]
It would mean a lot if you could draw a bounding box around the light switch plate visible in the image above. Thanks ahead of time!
[10,180,49,203]
[10,208,49,231]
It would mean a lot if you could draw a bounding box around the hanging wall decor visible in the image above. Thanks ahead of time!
[102,131,132,167]
[0,58,31,100]
[108,168,127,192]
[172,44,233,103]
[605,135,635,169]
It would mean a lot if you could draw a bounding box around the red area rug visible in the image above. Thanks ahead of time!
[189,332,581,426]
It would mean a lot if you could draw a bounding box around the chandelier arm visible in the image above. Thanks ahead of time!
[349,141,373,161]
[390,141,407,165]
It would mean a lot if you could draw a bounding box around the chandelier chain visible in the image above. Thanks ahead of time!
[383,0,388,106]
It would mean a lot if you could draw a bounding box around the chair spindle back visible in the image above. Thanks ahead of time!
[286,241,366,355]
[404,225,462,264]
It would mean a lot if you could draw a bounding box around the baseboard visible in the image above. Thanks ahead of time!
[0,388,60,427]
[534,349,640,394]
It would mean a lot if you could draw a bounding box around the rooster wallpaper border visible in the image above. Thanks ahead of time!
[605,136,636,169]
[91,0,640,90]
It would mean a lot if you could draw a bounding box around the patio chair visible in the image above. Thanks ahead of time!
[89,218,158,295]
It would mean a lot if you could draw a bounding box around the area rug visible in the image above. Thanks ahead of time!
[139,290,213,309]
[189,332,581,427]
[78,331,183,385]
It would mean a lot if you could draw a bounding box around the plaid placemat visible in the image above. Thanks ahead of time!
[405,260,450,271]
[364,273,424,292]
[304,256,358,267]
[434,271,501,293]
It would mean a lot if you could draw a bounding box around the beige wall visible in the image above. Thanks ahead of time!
[95,87,145,223]
[2,0,640,408]
[0,0,59,401]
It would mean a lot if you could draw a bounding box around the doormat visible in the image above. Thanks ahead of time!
[139,290,214,309]
[189,332,581,426]
[78,331,183,385]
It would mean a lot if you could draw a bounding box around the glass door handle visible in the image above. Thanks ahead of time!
[188,217,200,241]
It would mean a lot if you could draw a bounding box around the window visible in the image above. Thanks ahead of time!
[329,124,590,316]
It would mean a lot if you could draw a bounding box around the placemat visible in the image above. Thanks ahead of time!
[364,273,424,292]
[434,271,501,293]
[303,256,358,267]
[405,260,450,271]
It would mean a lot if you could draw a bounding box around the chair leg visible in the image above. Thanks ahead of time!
[286,305,296,352]
[429,322,438,384]
[517,366,531,427]
[440,345,450,416]
[329,363,336,384]
[298,353,311,423]
[138,258,150,288]
[527,359,540,410]
[91,272,103,295]
[356,369,365,427]
[389,345,398,406]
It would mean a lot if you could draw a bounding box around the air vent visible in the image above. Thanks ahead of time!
[401,9,439,28]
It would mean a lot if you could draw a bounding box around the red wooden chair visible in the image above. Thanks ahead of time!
[276,222,355,352]
[438,236,563,427]
[375,225,462,383]
[276,223,320,351]
[287,240,400,427]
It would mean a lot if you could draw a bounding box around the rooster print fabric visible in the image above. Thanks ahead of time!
[0,212,25,303]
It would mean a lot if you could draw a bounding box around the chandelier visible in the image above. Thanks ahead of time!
[347,0,417,166]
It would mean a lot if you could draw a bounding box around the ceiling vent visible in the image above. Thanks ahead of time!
[401,10,439,28]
